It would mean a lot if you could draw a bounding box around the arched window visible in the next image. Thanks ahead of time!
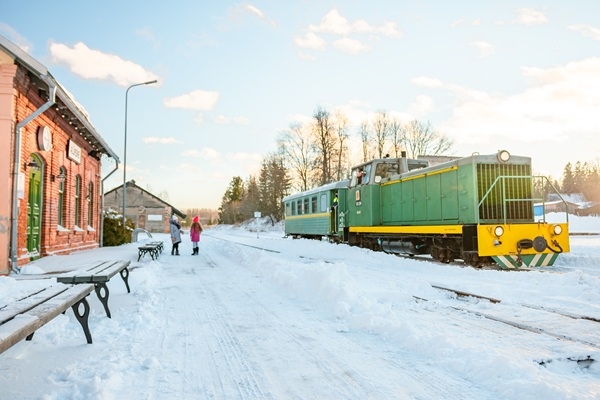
[75,175,81,227]
[57,167,66,226]
[87,182,94,228]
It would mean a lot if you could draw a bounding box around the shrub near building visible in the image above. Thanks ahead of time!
[102,209,135,246]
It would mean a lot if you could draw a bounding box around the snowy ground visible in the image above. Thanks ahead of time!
[1,214,599,399]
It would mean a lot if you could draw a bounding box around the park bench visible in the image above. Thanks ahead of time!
[0,283,94,355]
[56,260,131,318]
[137,241,163,261]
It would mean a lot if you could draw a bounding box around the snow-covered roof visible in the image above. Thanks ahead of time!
[0,33,119,161]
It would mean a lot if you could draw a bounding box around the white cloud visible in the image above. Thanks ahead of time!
[0,23,32,53]
[471,41,495,58]
[307,9,402,39]
[309,9,351,35]
[202,148,221,159]
[214,115,250,125]
[164,90,219,111]
[49,42,159,86]
[333,37,370,54]
[296,8,402,55]
[227,4,277,28]
[516,8,549,26]
[143,137,182,144]
[407,95,435,117]
[294,32,326,50]
[136,27,160,49]
[568,24,600,41]
[431,58,600,147]
[181,149,202,157]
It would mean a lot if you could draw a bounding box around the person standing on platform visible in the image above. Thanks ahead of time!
[170,215,182,255]
[190,215,203,255]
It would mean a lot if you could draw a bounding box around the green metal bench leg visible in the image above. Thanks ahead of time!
[95,282,112,318]
[72,297,93,344]
[120,267,131,293]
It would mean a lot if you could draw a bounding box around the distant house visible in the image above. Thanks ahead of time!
[578,203,600,217]
[103,180,186,233]
[537,193,586,215]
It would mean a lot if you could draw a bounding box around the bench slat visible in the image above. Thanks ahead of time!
[56,261,130,284]
[0,285,69,323]
[0,284,94,354]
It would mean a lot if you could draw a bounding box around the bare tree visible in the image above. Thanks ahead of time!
[331,109,350,180]
[359,121,371,163]
[402,120,453,158]
[372,110,390,159]
[312,106,335,185]
[389,117,403,158]
[277,122,315,192]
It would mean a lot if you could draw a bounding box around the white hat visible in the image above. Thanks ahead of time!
[172,215,178,222]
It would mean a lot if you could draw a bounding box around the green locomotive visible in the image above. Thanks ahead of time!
[283,151,570,269]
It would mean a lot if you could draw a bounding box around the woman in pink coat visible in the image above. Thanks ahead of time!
[190,215,203,255]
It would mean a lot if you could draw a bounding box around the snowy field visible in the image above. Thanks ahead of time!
[1,214,599,399]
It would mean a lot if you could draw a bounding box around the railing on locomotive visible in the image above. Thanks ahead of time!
[477,175,569,225]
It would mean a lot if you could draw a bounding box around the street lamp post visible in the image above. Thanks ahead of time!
[122,79,157,227]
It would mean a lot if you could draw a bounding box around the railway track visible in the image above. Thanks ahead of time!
[428,284,600,357]
[206,233,599,364]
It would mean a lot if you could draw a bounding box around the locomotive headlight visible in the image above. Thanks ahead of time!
[551,224,563,236]
[497,150,510,163]
[494,226,504,237]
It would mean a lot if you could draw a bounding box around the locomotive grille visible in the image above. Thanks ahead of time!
[477,163,533,222]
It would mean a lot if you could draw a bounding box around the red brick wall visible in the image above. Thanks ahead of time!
[10,64,103,270]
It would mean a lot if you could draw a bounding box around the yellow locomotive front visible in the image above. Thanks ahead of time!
[467,151,570,268]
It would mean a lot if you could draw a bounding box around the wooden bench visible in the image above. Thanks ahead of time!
[137,241,163,261]
[0,284,95,354]
[56,260,131,319]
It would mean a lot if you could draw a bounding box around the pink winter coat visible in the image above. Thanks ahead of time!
[190,224,202,243]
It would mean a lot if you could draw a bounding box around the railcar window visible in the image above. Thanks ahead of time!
[285,203,291,217]
[292,201,296,215]
[320,194,327,212]
[311,196,317,213]
[303,198,309,214]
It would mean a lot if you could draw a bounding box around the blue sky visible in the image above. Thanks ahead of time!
[2,1,600,209]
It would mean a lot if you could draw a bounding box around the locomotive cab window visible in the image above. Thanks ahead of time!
[351,163,372,186]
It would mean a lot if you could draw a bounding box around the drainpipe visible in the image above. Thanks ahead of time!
[100,162,120,247]
[10,75,56,273]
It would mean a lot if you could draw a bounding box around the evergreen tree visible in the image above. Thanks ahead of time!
[561,162,575,194]
[218,176,245,224]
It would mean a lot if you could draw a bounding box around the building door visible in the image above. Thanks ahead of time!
[26,154,43,259]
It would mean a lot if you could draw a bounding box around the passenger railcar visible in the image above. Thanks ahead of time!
[283,151,570,269]
[283,180,349,240]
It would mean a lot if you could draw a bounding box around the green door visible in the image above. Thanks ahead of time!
[27,155,43,259]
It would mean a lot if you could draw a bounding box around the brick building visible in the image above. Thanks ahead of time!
[103,180,186,233]
[0,34,119,274]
